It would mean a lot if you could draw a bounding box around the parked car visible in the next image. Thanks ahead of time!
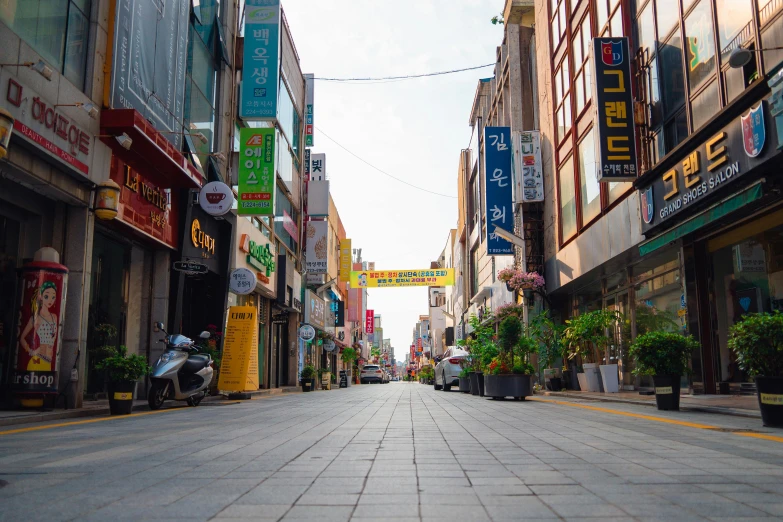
[434,347,469,391]
[383,369,391,383]
[360,364,384,384]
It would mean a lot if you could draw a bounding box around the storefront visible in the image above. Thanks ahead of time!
[271,253,302,387]
[231,218,277,389]
[636,96,783,393]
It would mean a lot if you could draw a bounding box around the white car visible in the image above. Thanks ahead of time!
[434,347,469,391]
[360,365,384,384]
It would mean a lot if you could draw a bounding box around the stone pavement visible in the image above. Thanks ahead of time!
[2,382,783,521]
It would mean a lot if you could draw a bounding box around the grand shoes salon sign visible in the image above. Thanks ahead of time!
[638,101,778,234]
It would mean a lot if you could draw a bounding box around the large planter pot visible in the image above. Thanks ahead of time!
[583,363,602,392]
[484,374,532,400]
[107,380,136,415]
[599,364,619,393]
[562,369,575,390]
[301,378,315,392]
[756,376,783,427]
[459,377,471,393]
[469,372,479,395]
[653,374,681,411]
[548,377,563,391]
[576,372,588,392]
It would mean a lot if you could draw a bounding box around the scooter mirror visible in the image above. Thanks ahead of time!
[199,331,211,339]
[154,322,164,332]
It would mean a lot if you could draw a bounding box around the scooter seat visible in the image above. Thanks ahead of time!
[183,355,210,374]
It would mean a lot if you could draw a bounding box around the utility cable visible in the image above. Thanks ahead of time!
[315,63,495,82]
[316,127,458,199]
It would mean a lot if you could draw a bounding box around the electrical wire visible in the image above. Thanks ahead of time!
[316,127,458,199]
[315,63,495,82]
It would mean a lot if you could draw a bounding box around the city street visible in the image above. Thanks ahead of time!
[2,384,783,521]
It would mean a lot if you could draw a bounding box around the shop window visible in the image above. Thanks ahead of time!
[551,0,567,50]
[185,15,218,172]
[274,187,297,253]
[664,108,688,153]
[0,1,92,90]
[554,58,571,143]
[660,33,686,121]
[278,81,302,158]
[572,15,592,116]
[636,1,656,57]
[277,131,295,186]
[716,0,754,62]
[656,0,680,39]
[758,0,783,26]
[634,267,683,335]
[578,129,601,224]
[559,156,577,242]
[608,180,632,204]
[685,0,716,93]
[690,80,719,130]
[596,0,621,33]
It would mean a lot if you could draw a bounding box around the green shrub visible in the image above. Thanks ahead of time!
[728,311,783,377]
[300,365,316,380]
[628,331,699,376]
[96,346,151,382]
[459,367,471,378]
[512,362,535,375]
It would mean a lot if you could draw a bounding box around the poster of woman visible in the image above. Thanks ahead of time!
[13,261,68,394]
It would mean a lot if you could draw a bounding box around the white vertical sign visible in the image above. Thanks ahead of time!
[310,153,325,181]
[513,130,544,203]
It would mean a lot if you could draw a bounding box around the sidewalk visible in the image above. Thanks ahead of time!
[0,386,302,427]
[542,389,761,418]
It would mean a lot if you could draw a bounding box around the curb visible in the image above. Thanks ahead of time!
[539,391,761,419]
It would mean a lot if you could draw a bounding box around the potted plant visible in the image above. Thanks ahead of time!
[300,364,316,392]
[96,346,151,415]
[497,268,546,293]
[530,311,565,391]
[197,324,222,396]
[484,316,536,400]
[464,314,497,397]
[318,366,332,390]
[728,311,783,427]
[628,331,699,410]
[341,347,357,387]
[564,310,620,393]
[458,367,471,393]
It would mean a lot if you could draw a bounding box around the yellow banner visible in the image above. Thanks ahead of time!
[339,239,351,282]
[218,306,258,392]
[350,269,455,288]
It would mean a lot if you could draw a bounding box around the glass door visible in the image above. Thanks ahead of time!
[604,292,630,387]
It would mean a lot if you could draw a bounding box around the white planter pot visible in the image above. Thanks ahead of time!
[583,363,602,392]
[599,364,619,393]
[577,373,588,391]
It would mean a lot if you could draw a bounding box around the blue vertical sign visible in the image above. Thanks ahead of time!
[484,126,514,255]
[240,0,280,120]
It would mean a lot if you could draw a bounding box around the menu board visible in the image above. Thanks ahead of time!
[218,306,258,392]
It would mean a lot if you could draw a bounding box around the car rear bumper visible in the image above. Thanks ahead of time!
[361,376,383,382]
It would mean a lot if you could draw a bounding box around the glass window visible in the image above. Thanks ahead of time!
[277,131,294,185]
[636,1,655,57]
[716,0,753,62]
[609,181,632,203]
[274,187,297,252]
[665,108,689,153]
[597,0,610,31]
[578,129,601,224]
[559,156,577,241]
[610,5,623,36]
[278,81,301,156]
[685,0,716,92]
[660,33,686,119]
[63,5,89,88]
[189,29,216,104]
[691,80,719,130]
[656,0,680,38]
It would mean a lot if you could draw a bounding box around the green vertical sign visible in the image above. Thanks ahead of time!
[238,127,275,215]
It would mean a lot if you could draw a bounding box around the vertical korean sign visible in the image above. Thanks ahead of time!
[513,131,544,203]
[304,73,314,146]
[484,126,514,255]
[339,238,352,282]
[591,37,637,182]
[238,128,275,215]
[366,310,374,334]
[241,0,280,120]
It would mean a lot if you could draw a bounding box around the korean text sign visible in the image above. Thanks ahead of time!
[591,37,638,182]
[238,128,275,215]
[349,269,455,288]
[305,73,314,146]
[513,131,543,203]
[366,310,374,334]
[305,221,328,274]
[240,0,280,120]
[484,126,514,255]
[339,239,352,282]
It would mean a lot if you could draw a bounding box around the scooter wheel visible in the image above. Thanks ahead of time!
[148,382,166,410]
[187,393,204,407]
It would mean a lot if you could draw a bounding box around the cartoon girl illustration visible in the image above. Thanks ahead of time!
[19,281,58,371]
[358,274,367,287]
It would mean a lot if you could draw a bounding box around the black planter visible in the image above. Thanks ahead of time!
[459,377,471,393]
[756,376,783,427]
[653,374,681,411]
[301,378,315,392]
[505,282,514,292]
[469,372,479,396]
[484,374,532,400]
[477,372,485,397]
[548,377,563,392]
[107,380,136,415]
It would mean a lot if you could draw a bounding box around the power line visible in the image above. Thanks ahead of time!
[315,63,495,82]
[316,127,458,199]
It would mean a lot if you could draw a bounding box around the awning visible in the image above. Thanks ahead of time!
[639,181,764,257]
[100,109,203,188]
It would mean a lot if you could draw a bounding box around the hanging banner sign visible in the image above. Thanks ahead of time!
[366,310,374,334]
[238,127,275,215]
[513,130,544,203]
[305,73,314,146]
[218,306,259,392]
[339,239,352,282]
[240,0,280,120]
[484,126,514,255]
[350,269,454,288]
[591,37,638,182]
[305,221,328,274]
[310,153,325,181]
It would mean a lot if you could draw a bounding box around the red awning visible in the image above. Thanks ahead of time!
[99,109,202,188]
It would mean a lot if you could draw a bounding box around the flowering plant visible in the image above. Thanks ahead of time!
[487,357,511,375]
[497,269,545,291]
[495,303,525,320]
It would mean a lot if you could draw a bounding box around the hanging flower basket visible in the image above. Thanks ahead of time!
[497,268,545,292]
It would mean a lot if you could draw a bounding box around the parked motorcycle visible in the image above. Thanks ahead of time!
[148,322,213,410]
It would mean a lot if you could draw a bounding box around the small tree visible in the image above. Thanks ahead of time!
[563,309,620,365]
[728,311,783,377]
[96,346,151,383]
[341,347,358,368]
[529,310,565,371]
[628,331,699,376]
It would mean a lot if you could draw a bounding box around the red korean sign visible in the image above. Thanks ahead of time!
[365,310,374,334]
[410,345,415,360]
[12,261,69,393]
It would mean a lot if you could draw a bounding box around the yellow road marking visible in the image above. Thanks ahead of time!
[528,397,782,443]
[0,406,188,436]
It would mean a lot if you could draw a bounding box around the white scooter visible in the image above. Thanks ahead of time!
[148,322,213,410]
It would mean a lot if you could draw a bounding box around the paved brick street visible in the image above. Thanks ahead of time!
[2,383,783,521]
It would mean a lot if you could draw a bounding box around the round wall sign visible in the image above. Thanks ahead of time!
[298,324,316,342]
[229,268,256,295]
[323,340,336,352]
[199,181,234,217]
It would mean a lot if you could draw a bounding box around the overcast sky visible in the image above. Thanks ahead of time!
[283,0,504,359]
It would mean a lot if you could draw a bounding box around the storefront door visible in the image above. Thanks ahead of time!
[604,292,630,386]
[0,215,21,398]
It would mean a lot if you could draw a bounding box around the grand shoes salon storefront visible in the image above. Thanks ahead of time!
[636,95,783,394]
